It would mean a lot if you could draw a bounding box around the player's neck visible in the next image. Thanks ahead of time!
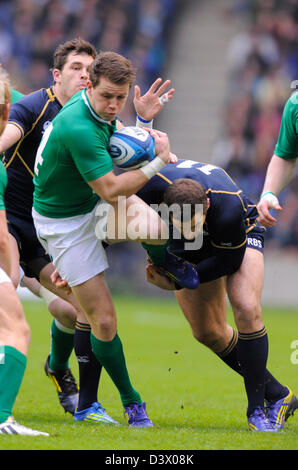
[53,85,68,107]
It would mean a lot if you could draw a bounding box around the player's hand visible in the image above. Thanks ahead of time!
[134,78,175,121]
[169,152,178,163]
[146,128,170,165]
[146,262,176,290]
[257,194,282,227]
[51,269,71,295]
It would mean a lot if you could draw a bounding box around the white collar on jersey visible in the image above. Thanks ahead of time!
[81,89,111,124]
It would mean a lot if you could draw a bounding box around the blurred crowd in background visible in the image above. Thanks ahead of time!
[212,0,298,250]
[0,0,297,255]
[0,0,181,121]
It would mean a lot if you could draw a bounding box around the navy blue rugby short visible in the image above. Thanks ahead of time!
[6,211,51,279]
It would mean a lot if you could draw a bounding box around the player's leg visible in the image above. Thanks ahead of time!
[227,247,289,430]
[175,277,234,353]
[0,276,48,436]
[175,277,244,377]
[105,194,168,245]
[71,272,152,427]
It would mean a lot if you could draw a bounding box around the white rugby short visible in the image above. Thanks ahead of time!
[0,267,11,284]
[32,200,111,287]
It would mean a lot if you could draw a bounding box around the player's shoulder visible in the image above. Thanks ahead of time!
[283,91,298,117]
[10,87,52,113]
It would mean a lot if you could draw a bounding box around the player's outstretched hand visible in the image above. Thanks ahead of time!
[51,269,71,295]
[146,262,176,290]
[134,78,175,121]
[257,195,282,227]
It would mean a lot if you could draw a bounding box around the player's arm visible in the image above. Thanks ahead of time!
[88,129,171,203]
[0,209,11,275]
[0,122,22,153]
[257,154,297,227]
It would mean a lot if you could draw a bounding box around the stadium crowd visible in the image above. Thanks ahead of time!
[0,0,180,123]
[212,0,298,250]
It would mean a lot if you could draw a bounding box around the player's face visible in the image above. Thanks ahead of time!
[54,51,94,103]
[86,77,130,122]
[171,211,207,241]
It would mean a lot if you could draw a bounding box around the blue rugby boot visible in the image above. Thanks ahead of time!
[266,388,298,430]
[124,402,154,427]
[248,406,278,432]
[74,402,119,425]
[163,249,199,289]
[44,355,79,415]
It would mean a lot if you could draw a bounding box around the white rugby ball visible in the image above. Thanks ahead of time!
[108,126,155,170]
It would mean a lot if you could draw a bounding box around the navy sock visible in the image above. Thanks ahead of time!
[217,329,242,374]
[237,327,268,417]
[74,322,102,412]
[217,329,288,403]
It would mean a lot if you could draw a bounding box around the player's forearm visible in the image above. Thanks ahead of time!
[90,169,151,203]
[0,123,22,153]
[90,156,167,204]
[261,154,297,196]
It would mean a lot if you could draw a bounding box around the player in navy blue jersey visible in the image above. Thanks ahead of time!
[137,159,298,432]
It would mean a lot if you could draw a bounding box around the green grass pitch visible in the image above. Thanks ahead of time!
[1,295,298,450]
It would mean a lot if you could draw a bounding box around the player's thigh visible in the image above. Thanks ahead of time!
[71,272,117,341]
[227,247,264,332]
[0,282,30,351]
[175,277,227,337]
[107,194,168,245]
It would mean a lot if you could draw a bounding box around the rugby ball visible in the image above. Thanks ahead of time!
[108,126,155,170]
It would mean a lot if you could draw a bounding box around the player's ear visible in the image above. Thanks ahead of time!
[206,198,210,210]
[86,79,92,92]
[52,68,61,84]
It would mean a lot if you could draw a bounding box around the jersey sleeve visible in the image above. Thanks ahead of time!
[66,125,114,182]
[0,162,7,210]
[274,93,298,159]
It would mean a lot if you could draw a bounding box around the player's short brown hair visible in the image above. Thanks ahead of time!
[163,178,208,219]
[88,51,136,88]
[53,38,96,71]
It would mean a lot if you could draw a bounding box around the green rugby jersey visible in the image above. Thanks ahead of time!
[33,89,116,218]
[11,88,25,104]
[274,91,298,159]
[0,161,7,211]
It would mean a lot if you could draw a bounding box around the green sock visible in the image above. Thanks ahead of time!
[0,346,27,423]
[90,333,142,406]
[142,238,171,266]
[49,319,75,371]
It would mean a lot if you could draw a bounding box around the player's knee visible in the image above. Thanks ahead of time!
[48,298,77,327]
[233,299,263,330]
[192,328,223,350]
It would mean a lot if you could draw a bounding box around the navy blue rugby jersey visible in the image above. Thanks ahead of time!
[137,159,263,283]
[3,87,62,219]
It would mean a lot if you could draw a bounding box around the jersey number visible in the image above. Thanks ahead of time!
[176,160,218,175]
[34,123,53,176]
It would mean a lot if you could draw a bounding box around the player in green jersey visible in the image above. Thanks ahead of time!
[257,90,298,226]
[0,78,48,436]
[33,51,174,427]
